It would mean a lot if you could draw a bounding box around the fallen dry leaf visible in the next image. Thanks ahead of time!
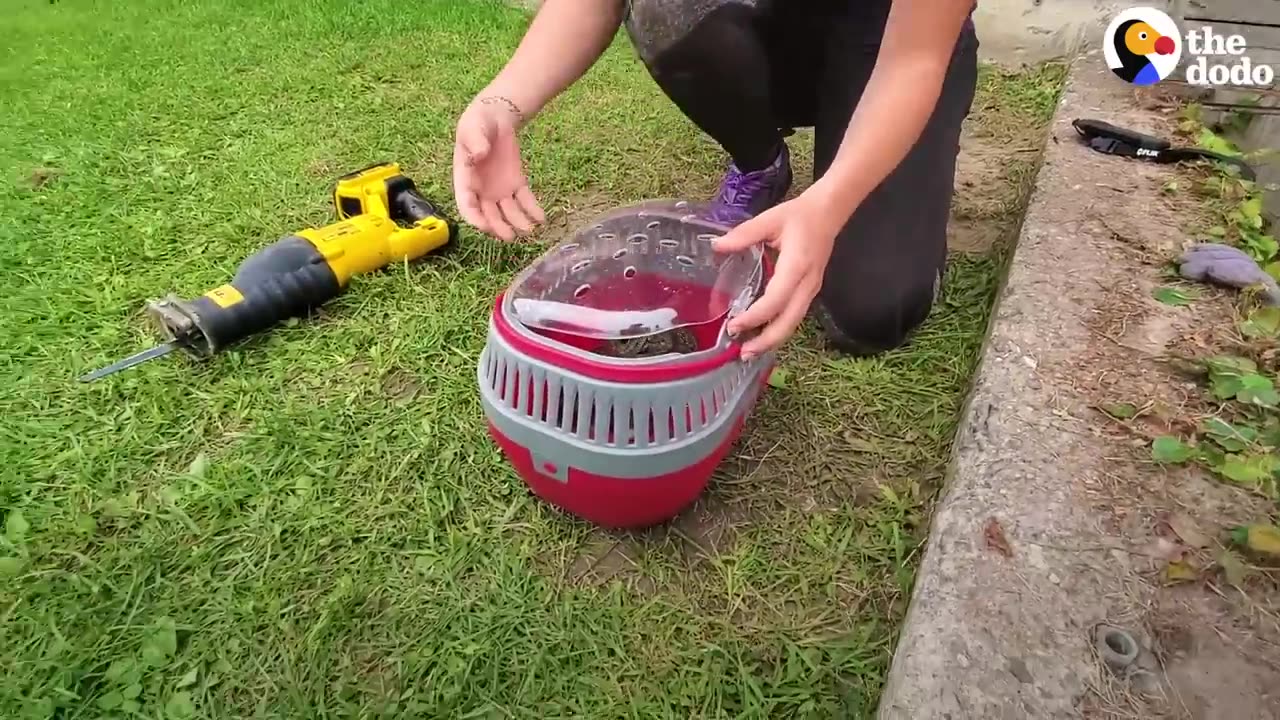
[1218,550,1250,588]
[1241,525,1280,558]
[1168,512,1212,549]
[984,517,1013,558]
[1164,559,1199,584]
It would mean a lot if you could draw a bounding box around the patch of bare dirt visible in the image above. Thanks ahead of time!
[28,166,60,189]
[552,486,757,574]
[380,368,422,403]
[305,156,341,180]
[952,128,1044,252]
[1039,105,1280,719]
[666,492,756,561]
[955,134,1021,213]
[948,216,1005,253]
[560,535,649,590]
[1145,589,1280,718]
[528,189,615,242]
[550,491,757,593]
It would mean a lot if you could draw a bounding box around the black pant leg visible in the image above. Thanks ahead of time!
[810,19,980,356]
[624,2,815,172]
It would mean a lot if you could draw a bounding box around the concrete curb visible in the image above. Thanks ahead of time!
[876,54,1168,719]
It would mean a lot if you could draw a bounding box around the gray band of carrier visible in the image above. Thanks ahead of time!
[477,318,773,481]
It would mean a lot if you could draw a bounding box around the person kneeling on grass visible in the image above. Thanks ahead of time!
[451,0,980,362]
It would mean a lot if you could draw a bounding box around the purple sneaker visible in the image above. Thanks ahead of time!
[704,143,793,227]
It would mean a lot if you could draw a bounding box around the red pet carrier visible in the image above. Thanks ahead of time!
[476,200,776,528]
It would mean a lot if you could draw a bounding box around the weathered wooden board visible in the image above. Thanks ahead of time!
[1179,0,1280,93]
[1173,0,1280,219]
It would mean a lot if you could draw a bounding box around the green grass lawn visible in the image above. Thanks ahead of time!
[0,1,1066,717]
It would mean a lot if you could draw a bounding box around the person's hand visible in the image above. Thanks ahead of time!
[712,191,844,361]
[452,95,546,241]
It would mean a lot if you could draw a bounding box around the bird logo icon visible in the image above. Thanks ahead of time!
[1103,8,1182,86]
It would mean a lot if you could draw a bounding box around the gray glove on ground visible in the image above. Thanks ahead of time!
[1178,243,1280,305]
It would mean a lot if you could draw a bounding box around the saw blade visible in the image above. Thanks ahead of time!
[79,341,181,383]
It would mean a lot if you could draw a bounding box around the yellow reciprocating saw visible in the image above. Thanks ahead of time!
[80,162,455,383]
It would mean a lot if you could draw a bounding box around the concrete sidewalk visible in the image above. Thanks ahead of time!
[878,53,1201,719]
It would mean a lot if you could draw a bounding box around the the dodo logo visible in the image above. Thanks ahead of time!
[1103,7,1182,86]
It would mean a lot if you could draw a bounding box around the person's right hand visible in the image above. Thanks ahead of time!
[452,96,546,241]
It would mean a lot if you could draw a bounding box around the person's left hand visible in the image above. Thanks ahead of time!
[712,190,845,361]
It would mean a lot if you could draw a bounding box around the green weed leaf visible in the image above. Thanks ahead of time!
[72,513,96,535]
[165,690,196,719]
[1260,420,1280,449]
[1239,227,1279,263]
[1208,225,1227,237]
[0,556,24,578]
[104,658,134,683]
[1202,417,1258,452]
[1214,453,1278,484]
[142,617,178,667]
[1153,286,1198,306]
[1240,196,1264,229]
[1102,402,1138,419]
[1205,355,1258,375]
[187,452,209,478]
[1152,436,1195,464]
[1240,307,1280,338]
[97,691,123,711]
[1210,374,1245,400]
[4,510,28,545]
[1198,127,1242,157]
[1198,443,1227,470]
[767,367,789,389]
[1205,356,1258,400]
[1237,374,1280,407]
[1230,525,1249,546]
[1266,261,1280,283]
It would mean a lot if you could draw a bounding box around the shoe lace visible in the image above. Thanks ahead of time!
[716,166,770,209]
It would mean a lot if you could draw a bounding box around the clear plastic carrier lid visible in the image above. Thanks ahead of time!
[503,200,764,341]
